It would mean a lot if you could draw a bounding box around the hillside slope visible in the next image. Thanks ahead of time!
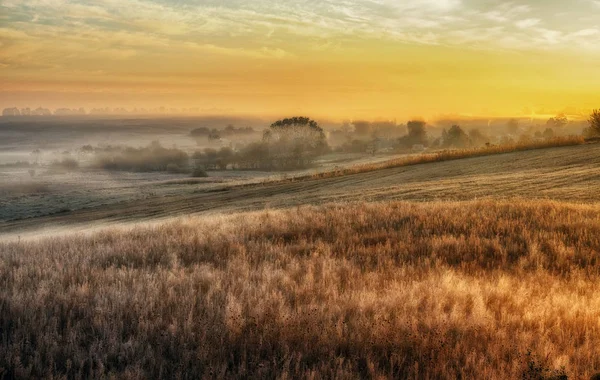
[2,200,600,378]
[1,142,600,237]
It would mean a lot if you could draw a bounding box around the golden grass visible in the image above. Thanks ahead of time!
[312,136,586,179]
[2,199,600,378]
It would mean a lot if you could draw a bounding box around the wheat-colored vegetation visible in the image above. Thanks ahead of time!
[312,135,585,179]
[2,200,600,379]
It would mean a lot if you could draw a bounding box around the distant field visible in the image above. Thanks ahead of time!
[2,200,600,378]
[2,142,600,237]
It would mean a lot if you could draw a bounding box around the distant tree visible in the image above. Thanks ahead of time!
[352,120,371,136]
[444,125,470,148]
[264,116,328,169]
[190,127,211,137]
[507,118,519,134]
[398,120,428,148]
[51,158,79,171]
[215,147,234,170]
[208,130,221,140]
[2,107,21,116]
[238,141,271,169]
[191,166,208,177]
[542,128,555,139]
[519,133,533,144]
[468,128,488,146]
[546,114,568,128]
[366,137,380,156]
[225,124,235,133]
[584,109,600,137]
[193,148,219,170]
[407,120,427,144]
[80,145,94,153]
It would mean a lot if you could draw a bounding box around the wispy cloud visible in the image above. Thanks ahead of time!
[1,0,599,74]
[515,18,541,29]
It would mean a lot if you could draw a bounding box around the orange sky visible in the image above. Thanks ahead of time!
[1,0,599,120]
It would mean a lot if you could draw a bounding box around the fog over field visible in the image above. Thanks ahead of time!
[0,114,590,217]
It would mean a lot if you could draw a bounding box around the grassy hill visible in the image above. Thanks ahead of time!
[2,142,600,378]
[2,142,600,237]
[2,200,600,378]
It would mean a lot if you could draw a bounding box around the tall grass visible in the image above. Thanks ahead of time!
[312,136,585,179]
[2,199,600,378]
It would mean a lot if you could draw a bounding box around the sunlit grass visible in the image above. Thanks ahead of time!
[312,136,585,179]
[2,199,600,378]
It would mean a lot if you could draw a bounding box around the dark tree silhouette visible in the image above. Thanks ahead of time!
[407,120,427,144]
[352,120,371,136]
[546,114,568,128]
[269,116,322,131]
[468,128,488,146]
[398,120,428,148]
[543,128,555,139]
[444,125,470,148]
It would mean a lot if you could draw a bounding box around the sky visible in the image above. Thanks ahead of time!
[1,0,599,119]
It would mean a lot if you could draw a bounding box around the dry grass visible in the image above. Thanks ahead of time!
[2,199,600,379]
[312,136,586,179]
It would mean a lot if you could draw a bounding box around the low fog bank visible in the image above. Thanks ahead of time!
[1,113,596,175]
[1,112,598,222]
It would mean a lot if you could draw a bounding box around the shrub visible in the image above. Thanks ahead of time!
[191,166,209,177]
[93,141,189,173]
[50,157,79,171]
[584,109,600,137]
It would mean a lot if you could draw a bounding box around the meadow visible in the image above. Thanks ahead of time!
[3,141,599,238]
[2,117,600,379]
[2,200,600,378]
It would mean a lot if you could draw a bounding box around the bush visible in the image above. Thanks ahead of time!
[93,141,189,173]
[584,109,600,137]
[191,166,209,177]
[50,158,79,171]
[193,147,235,170]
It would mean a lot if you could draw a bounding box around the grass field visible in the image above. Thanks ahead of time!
[2,142,600,379]
[2,200,600,378]
[2,142,600,238]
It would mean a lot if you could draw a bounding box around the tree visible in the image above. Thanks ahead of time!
[264,116,328,169]
[444,125,470,148]
[584,109,600,137]
[398,120,428,148]
[352,120,371,136]
[407,120,427,144]
[543,128,555,139]
[546,114,568,128]
[468,128,488,146]
[208,129,221,140]
[507,119,519,134]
